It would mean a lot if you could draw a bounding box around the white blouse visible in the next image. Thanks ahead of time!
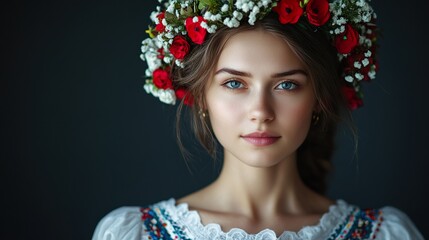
[92,199,424,240]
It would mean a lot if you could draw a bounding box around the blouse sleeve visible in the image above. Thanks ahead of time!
[92,207,143,240]
[377,207,424,240]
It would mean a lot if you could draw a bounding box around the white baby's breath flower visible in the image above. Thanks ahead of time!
[364,50,372,58]
[145,69,152,78]
[166,3,175,13]
[144,51,162,72]
[242,3,250,12]
[262,0,271,7]
[143,83,154,94]
[248,1,255,9]
[193,16,199,23]
[248,15,257,25]
[221,4,229,12]
[203,12,212,20]
[362,58,370,67]
[207,25,218,33]
[165,32,174,39]
[345,75,354,83]
[354,61,362,69]
[355,73,364,81]
[232,18,240,27]
[336,17,346,25]
[359,35,365,45]
[362,12,371,22]
[148,83,161,97]
[163,56,172,64]
[365,38,372,47]
[141,38,153,53]
[200,22,208,29]
[368,70,376,79]
[175,59,184,68]
[235,0,243,9]
[356,0,365,7]
[223,17,231,26]
[158,89,176,105]
[331,15,338,25]
[151,11,159,23]
[233,11,244,20]
[252,6,260,14]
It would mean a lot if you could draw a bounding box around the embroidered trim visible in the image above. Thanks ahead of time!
[140,199,386,240]
[328,208,384,240]
[141,206,191,240]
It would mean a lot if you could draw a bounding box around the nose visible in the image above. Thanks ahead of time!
[248,90,275,123]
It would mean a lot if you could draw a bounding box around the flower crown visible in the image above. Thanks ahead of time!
[140,0,378,110]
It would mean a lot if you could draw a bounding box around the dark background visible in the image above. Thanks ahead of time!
[2,1,428,239]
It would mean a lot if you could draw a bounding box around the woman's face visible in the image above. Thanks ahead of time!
[205,29,316,168]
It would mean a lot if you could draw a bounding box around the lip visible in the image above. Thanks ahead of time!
[241,132,281,146]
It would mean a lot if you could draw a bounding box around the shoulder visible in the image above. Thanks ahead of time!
[92,206,143,240]
[326,201,424,240]
[92,199,192,240]
[377,206,424,240]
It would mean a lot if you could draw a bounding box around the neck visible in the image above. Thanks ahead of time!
[211,152,313,218]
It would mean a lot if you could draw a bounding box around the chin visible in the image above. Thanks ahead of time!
[235,152,295,168]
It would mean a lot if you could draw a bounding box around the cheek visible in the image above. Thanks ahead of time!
[291,102,313,123]
[207,96,242,129]
[278,97,315,136]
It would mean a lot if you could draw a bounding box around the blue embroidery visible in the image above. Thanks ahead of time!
[328,208,383,240]
[141,206,191,240]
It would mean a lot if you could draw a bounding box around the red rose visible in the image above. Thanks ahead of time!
[153,68,173,90]
[185,16,207,45]
[169,36,190,60]
[306,0,330,26]
[342,86,363,110]
[175,88,194,106]
[273,0,303,24]
[335,24,359,54]
[155,12,166,33]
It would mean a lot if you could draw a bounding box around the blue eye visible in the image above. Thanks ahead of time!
[224,80,243,89]
[277,81,298,90]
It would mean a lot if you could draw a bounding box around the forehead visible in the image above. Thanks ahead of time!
[216,29,305,72]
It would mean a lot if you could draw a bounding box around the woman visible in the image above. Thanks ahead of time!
[93,0,424,239]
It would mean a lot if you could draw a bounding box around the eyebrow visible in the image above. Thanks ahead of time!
[214,68,308,78]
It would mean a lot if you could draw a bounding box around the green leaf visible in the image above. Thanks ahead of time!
[198,0,222,13]
[180,6,195,18]
[164,12,176,22]
[198,0,212,11]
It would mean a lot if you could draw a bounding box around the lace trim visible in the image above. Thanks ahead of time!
[151,199,354,240]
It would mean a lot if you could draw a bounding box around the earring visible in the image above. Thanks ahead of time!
[312,113,320,126]
[198,109,207,118]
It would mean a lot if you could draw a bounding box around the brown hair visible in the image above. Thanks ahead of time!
[172,13,350,194]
